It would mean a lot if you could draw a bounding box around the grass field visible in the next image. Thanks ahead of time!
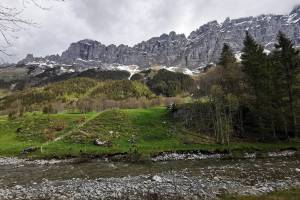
[222,188,300,200]
[0,107,299,159]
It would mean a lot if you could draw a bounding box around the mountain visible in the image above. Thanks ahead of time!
[17,6,300,71]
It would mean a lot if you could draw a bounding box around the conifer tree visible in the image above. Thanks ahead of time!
[219,43,236,67]
[218,43,242,95]
[272,32,300,137]
[241,32,267,95]
[241,32,274,139]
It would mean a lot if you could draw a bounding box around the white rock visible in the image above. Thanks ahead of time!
[152,175,163,183]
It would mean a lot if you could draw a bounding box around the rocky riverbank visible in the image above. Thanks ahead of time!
[0,157,75,166]
[151,150,297,161]
[0,156,299,200]
[0,173,299,200]
[1,150,297,166]
[0,169,299,200]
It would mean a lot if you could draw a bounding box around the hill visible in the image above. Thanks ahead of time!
[132,69,196,97]
[0,107,298,159]
[12,67,131,90]
[0,108,213,157]
[0,77,156,114]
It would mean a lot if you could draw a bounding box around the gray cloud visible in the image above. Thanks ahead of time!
[1,0,299,62]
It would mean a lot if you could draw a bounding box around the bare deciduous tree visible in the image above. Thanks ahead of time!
[0,0,63,57]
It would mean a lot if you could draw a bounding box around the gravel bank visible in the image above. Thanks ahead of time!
[0,156,299,200]
[0,172,299,200]
[0,157,75,166]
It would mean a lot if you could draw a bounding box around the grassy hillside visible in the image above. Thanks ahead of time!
[89,80,154,100]
[132,69,196,97]
[0,112,96,156]
[0,108,201,157]
[0,107,299,159]
[0,78,156,113]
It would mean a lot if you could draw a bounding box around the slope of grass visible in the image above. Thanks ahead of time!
[65,109,134,143]
[0,78,155,112]
[0,107,299,159]
[47,107,182,156]
[89,80,154,100]
[0,112,95,156]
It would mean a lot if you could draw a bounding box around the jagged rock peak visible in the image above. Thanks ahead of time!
[188,20,220,40]
[76,39,100,45]
[290,5,300,15]
[18,6,300,69]
[222,17,231,26]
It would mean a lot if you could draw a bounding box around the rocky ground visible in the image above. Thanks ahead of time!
[0,170,299,200]
[0,154,299,200]
[0,157,75,166]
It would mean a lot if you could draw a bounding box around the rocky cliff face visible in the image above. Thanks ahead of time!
[20,6,300,69]
[184,6,300,68]
[59,32,187,68]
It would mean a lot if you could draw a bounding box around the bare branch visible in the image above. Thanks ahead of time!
[0,48,13,56]
[0,0,64,59]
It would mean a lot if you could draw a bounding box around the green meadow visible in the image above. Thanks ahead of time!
[0,107,299,159]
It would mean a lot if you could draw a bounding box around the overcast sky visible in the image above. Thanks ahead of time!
[1,0,299,63]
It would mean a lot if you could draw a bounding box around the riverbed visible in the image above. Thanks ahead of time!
[0,155,299,199]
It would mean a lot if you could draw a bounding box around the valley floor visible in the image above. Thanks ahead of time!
[0,107,299,159]
[0,107,300,200]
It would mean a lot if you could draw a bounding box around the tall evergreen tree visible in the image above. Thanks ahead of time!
[272,32,300,137]
[241,32,275,139]
[241,32,267,94]
[219,43,236,66]
[218,43,242,95]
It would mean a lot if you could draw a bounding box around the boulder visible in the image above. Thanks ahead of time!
[151,175,163,182]
[21,147,37,155]
[94,139,112,147]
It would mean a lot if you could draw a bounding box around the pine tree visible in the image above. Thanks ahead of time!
[241,32,275,139]
[219,43,236,66]
[272,31,300,137]
[218,43,242,95]
[241,32,267,94]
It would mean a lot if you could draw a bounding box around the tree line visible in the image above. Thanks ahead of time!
[172,31,300,143]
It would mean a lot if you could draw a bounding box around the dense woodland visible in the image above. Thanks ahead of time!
[173,32,300,143]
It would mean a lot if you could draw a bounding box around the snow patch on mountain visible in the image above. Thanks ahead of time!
[156,66,201,76]
[105,64,141,79]
[287,13,300,24]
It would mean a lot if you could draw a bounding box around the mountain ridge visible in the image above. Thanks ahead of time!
[19,6,300,70]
